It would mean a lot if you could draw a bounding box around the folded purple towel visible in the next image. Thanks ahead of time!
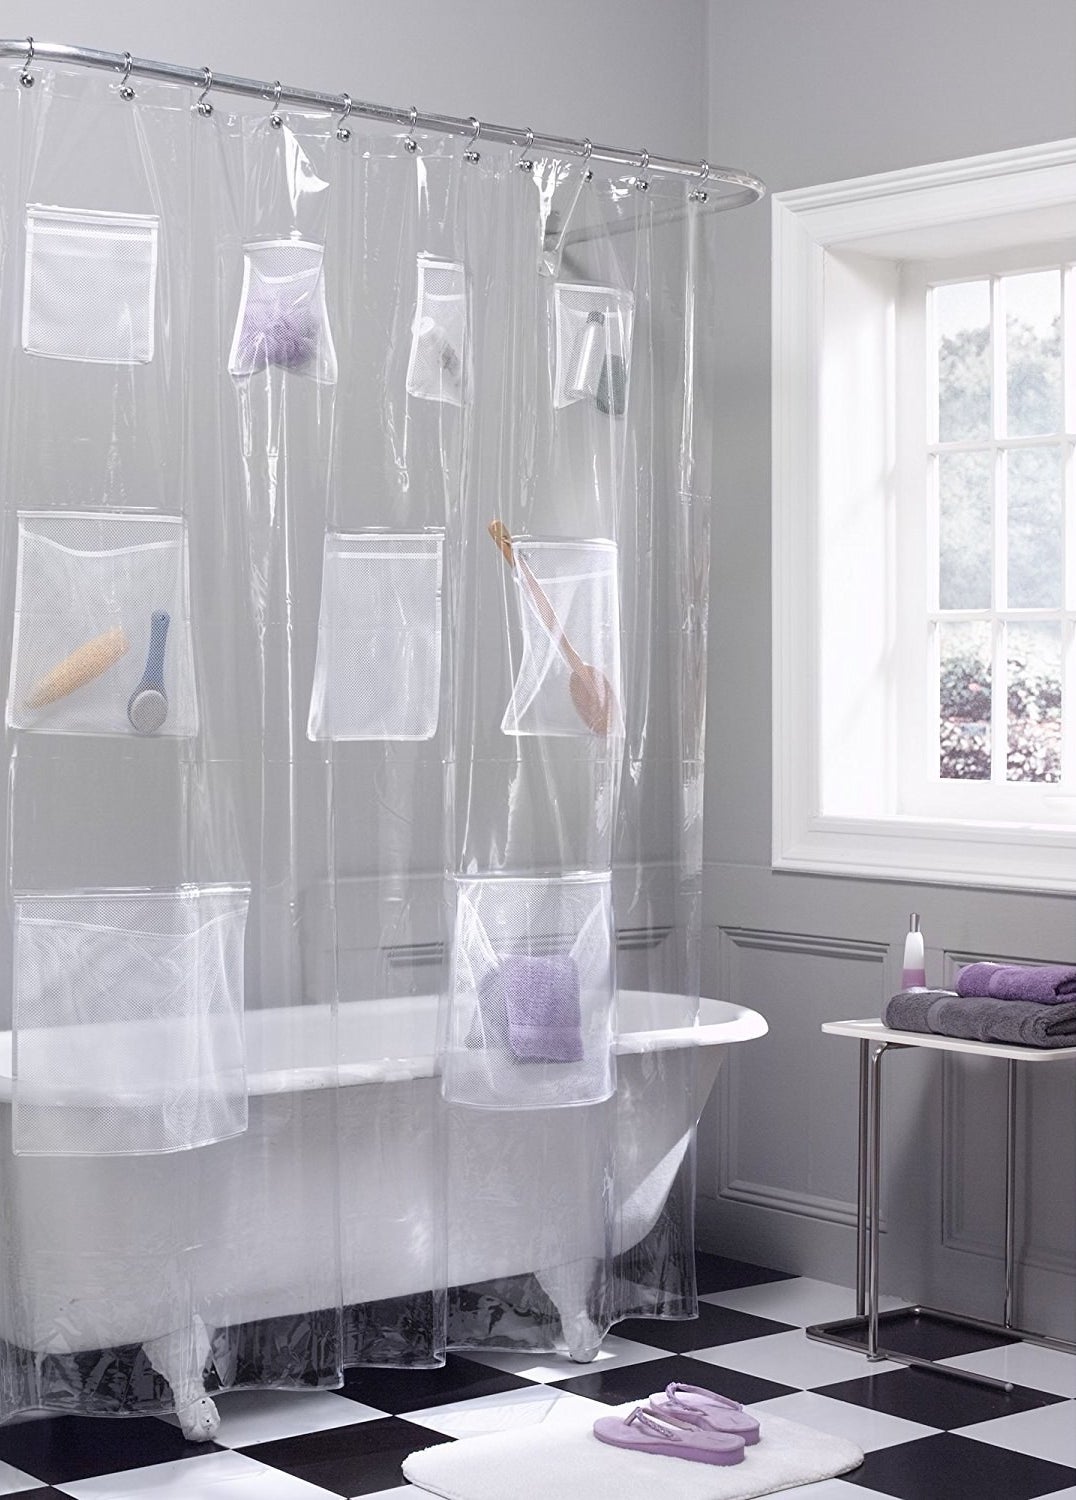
[956,961,1076,1004]
[475,955,583,1064]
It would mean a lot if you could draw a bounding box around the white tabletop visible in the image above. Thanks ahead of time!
[822,1017,1076,1063]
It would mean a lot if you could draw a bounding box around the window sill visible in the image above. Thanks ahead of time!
[775,811,1076,893]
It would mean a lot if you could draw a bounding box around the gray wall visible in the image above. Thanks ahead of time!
[701,0,1076,1340]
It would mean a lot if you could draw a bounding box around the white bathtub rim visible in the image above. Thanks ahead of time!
[0,993,767,1104]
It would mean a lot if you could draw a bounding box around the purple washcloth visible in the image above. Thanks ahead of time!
[476,955,583,1064]
[956,961,1076,1004]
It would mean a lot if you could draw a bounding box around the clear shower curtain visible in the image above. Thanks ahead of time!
[0,57,715,1426]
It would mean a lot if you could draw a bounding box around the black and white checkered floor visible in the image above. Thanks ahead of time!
[0,1256,1073,1499]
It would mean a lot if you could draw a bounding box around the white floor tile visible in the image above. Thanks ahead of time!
[687,1329,902,1389]
[58,1449,340,1498]
[0,1459,43,1495]
[958,1398,1076,1468]
[702,1277,906,1328]
[766,1482,886,1498]
[465,1334,667,1384]
[405,1384,607,1439]
[166,1388,385,1448]
[750,1389,938,1453]
[1035,1490,1076,1500]
[939,1341,1076,1398]
[348,1490,413,1500]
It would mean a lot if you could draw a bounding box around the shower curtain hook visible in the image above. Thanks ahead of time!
[635,147,650,192]
[269,80,283,129]
[196,66,214,117]
[581,137,594,183]
[19,37,34,89]
[689,159,710,203]
[404,104,419,153]
[517,127,535,173]
[335,92,352,141]
[118,52,135,101]
[464,116,481,164]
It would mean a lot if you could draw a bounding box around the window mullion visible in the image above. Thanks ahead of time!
[991,275,1007,783]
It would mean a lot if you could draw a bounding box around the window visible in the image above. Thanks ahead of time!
[773,140,1076,891]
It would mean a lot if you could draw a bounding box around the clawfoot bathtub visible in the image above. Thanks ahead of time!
[0,991,765,1439]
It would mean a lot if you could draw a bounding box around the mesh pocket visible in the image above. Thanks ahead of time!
[553,282,634,413]
[307,531,444,741]
[228,238,337,383]
[501,538,622,739]
[406,256,467,406]
[441,874,615,1109]
[22,205,159,364]
[12,886,250,1156]
[6,511,199,738]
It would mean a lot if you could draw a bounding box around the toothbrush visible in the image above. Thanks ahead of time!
[127,611,171,734]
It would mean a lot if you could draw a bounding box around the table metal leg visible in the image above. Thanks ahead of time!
[856,1038,870,1318]
[866,1040,891,1360]
[1004,1058,1017,1330]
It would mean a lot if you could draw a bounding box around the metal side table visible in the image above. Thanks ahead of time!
[807,1017,1076,1392]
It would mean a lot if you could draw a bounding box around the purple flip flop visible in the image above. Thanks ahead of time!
[648,1381,762,1445]
[592,1406,746,1465]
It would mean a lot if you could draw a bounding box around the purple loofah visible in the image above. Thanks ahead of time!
[236,292,320,373]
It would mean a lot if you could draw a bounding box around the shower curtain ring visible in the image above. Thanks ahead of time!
[635,147,650,192]
[404,104,419,153]
[464,116,481,164]
[689,158,710,203]
[119,52,135,101]
[196,66,214,117]
[517,126,534,172]
[270,80,283,129]
[335,91,352,141]
[19,36,34,88]
[580,137,594,182]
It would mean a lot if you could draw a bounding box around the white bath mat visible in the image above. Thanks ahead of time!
[403,1400,863,1499]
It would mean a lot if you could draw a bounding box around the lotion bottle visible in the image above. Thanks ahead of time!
[901,913,926,990]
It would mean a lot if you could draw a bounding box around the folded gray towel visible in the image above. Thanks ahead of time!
[886,989,1076,1048]
[884,989,954,1033]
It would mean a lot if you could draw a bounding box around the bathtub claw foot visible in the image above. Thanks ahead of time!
[177,1395,220,1443]
[568,1342,601,1364]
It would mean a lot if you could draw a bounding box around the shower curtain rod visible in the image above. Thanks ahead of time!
[0,37,766,211]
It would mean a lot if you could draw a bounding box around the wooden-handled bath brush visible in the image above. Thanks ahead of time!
[25,626,130,709]
[488,519,618,737]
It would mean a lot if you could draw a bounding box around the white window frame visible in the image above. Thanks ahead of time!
[773,139,1076,892]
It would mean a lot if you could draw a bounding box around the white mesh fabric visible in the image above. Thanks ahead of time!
[307,531,444,741]
[22,205,159,364]
[12,887,250,1156]
[442,874,615,1109]
[501,538,623,739]
[553,282,634,410]
[228,238,337,383]
[6,511,199,738]
[406,256,468,406]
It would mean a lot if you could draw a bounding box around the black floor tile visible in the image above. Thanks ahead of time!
[0,1412,218,1484]
[613,1301,794,1353]
[241,1415,452,1497]
[552,1351,797,1407]
[694,1253,796,1295]
[842,1431,1076,1499]
[839,1307,1019,1361]
[334,1353,534,1415]
[4,1492,71,1499]
[820,1364,1064,1430]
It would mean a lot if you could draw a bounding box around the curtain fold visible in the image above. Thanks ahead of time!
[0,59,716,1427]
